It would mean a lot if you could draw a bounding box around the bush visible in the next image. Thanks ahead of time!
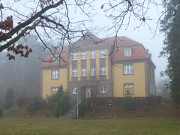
[16,98,32,107]
[4,88,13,110]
[54,92,68,117]
[26,96,45,112]
[45,86,63,110]
[78,98,86,117]
[45,85,69,117]
[122,95,135,111]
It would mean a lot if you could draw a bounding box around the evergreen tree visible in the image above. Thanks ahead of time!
[4,88,14,109]
[161,0,180,105]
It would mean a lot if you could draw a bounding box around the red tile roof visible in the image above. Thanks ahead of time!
[105,36,142,47]
[112,46,148,61]
[40,34,150,68]
[40,45,69,68]
[40,53,67,68]
[105,36,148,61]
[55,45,69,54]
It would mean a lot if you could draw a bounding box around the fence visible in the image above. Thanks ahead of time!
[86,96,162,106]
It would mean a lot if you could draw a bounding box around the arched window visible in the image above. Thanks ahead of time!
[72,88,78,94]
[100,86,107,93]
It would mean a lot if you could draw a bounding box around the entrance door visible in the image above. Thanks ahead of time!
[86,89,91,98]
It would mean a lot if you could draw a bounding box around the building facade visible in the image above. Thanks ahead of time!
[40,33,156,102]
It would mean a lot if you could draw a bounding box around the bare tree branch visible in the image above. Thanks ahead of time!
[0,0,65,52]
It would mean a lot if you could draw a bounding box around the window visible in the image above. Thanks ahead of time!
[124,48,132,56]
[86,88,91,98]
[100,66,106,75]
[51,69,59,79]
[100,50,105,58]
[51,87,59,93]
[123,64,133,74]
[90,67,96,76]
[90,51,96,59]
[81,52,86,60]
[52,54,59,62]
[72,88,78,94]
[81,68,87,76]
[72,69,77,77]
[123,84,134,95]
[72,52,77,61]
[100,86,107,93]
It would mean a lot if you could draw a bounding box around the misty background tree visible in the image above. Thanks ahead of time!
[4,88,13,109]
[156,79,170,97]
[0,35,45,101]
[161,0,180,105]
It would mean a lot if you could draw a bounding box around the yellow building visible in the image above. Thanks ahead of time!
[40,33,156,101]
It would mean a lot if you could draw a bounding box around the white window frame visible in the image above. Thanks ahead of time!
[72,69,77,77]
[72,88,78,94]
[123,64,133,75]
[123,84,134,95]
[124,48,132,56]
[86,88,91,98]
[51,69,60,79]
[81,68,87,76]
[81,52,86,60]
[100,50,105,58]
[51,87,59,93]
[72,52,77,61]
[90,51,96,59]
[100,86,107,93]
[90,67,96,76]
[52,54,59,62]
[100,66,106,75]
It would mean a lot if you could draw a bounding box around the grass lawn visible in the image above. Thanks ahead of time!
[0,117,180,135]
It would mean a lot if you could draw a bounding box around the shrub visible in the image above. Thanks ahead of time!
[45,85,63,110]
[4,88,13,110]
[26,96,45,112]
[122,95,135,111]
[16,98,32,107]
[78,98,86,117]
[45,85,69,117]
[54,92,68,117]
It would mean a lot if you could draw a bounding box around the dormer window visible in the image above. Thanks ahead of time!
[124,48,132,56]
[52,54,59,62]
[81,52,86,60]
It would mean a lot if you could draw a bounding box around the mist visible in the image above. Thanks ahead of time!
[0,35,46,101]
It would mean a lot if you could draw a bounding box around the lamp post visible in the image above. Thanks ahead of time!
[76,91,79,118]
